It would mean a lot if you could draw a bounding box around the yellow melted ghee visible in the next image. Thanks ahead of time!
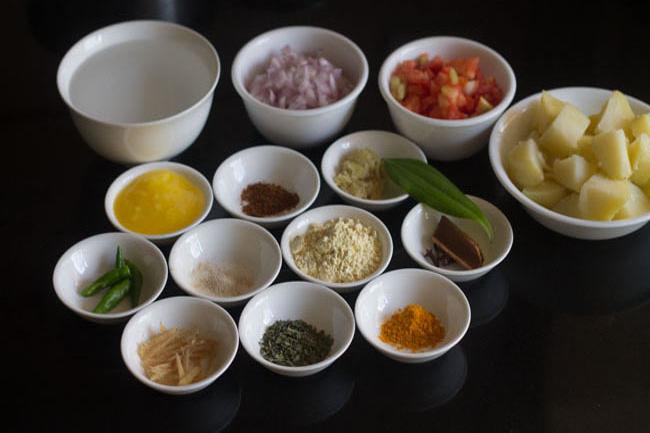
[114,169,205,235]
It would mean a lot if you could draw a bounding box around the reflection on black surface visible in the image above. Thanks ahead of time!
[459,269,509,327]
[357,346,467,413]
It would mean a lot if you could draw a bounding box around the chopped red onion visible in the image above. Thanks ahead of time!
[247,46,353,110]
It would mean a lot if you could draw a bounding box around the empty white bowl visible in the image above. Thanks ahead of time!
[212,145,320,228]
[105,161,213,243]
[355,268,470,363]
[281,205,393,292]
[238,281,355,377]
[379,36,516,161]
[57,20,220,164]
[321,130,427,211]
[169,218,282,307]
[401,197,513,282]
[489,87,650,240]
[121,296,239,395]
[52,232,168,324]
[231,26,369,148]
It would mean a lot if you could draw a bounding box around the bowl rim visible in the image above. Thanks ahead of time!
[57,20,221,128]
[105,161,214,241]
[401,197,514,277]
[280,204,394,290]
[212,145,321,224]
[120,296,239,393]
[168,218,283,304]
[321,130,427,206]
[378,35,516,127]
[354,268,471,360]
[489,86,650,229]
[237,281,356,374]
[52,232,168,320]
[231,25,369,117]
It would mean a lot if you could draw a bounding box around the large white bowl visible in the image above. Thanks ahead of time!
[121,296,239,395]
[212,145,320,229]
[489,87,650,240]
[231,26,369,148]
[355,268,470,363]
[169,219,282,307]
[57,20,220,164]
[105,161,214,244]
[281,205,393,292]
[321,130,427,211]
[379,36,516,161]
[238,281,355,377]
[52,232,168,324]
[401,198,513,282]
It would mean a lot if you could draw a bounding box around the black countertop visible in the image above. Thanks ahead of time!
[6,1,650,432]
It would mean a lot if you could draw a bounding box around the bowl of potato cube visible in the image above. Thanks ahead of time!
[489,87,650,240]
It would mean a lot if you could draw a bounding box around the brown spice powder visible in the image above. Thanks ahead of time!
[241,182,299,217]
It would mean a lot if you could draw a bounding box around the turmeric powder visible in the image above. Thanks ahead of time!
[379,304,445,351]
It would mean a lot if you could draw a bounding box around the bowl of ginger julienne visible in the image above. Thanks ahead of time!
[106,162,214,243]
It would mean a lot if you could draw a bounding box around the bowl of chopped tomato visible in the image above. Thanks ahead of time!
[379,36,516,160]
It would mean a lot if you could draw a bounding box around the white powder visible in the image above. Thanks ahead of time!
[191,262,254,297]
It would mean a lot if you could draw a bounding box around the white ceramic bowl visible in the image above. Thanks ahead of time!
[231,26,369,148]
[169,219,282,307]
[355,268,470,363]
[121,296,238,395]
[281,205,393,292]
[105,161,213,243]
[212,145,320,228]
[52,232,168,324]
[401,198,513,282]
[379,36,516,161]
[238,281,355,377]
[57,20,220,164]
[489,87,650,240]
[321,130,427,211]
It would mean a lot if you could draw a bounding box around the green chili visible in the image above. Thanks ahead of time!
[115,246,125,269]
[80,265,130,297]
[93,278,131,313]
[126,260,143,307]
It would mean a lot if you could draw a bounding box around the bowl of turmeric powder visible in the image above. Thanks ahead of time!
[355,268,470,363]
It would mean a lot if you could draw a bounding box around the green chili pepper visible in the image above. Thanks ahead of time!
[80,265,131,297]
[115,246,125,269]
[93,278,131,313]
[126,259,143,307]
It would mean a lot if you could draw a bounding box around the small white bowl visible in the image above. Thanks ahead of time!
[121,296,239,395]
[355,268,470,363]
[212,145,320,229]
[401,197,513,282]
[57,20,220,164]
[231,26,369,148]
[489,87,650,240]
[169,218,282,307]
[52,232,168,324]
[105,161,213,243]
[281,205,393,292]
[321,130,427,211]
[379,36,516,161]
[238,281,355,377]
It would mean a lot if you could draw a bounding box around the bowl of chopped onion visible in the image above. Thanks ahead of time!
[231,26,369,148]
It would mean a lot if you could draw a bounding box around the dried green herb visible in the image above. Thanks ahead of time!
[260,319,334,367]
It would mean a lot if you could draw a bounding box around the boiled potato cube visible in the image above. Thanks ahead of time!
[540,105,590,157]
[552,155,596,192]
[628,114,650,139]
[592,129,632,179]
[552,193,581,218]
[507,138,545,188]
[614,182,650,219]
[594,90,635,134]
[579,174,630,220]
[536,91,565,134]
[523,180,567,208]
[577,135,597,163]
[586,113,601,135]
[629,133,650,186]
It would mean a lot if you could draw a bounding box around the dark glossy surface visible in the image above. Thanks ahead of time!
[6,1,650,432]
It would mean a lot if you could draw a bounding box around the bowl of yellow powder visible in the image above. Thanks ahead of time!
[105,161,213,243]
[355,268,470,363]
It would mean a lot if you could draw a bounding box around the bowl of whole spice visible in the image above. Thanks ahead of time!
[355,268,470,363]
[169,218,282,306]
[238,281,355,377]
[213,145,320,228]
